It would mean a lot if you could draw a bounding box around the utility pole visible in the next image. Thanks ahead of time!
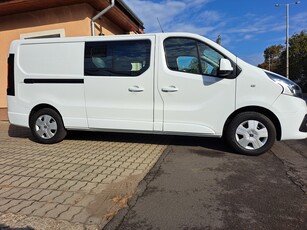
[275,1,301,78]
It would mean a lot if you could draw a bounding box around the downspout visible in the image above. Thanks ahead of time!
[91,0,115,36]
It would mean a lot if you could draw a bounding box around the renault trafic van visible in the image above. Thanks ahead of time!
[7,33,307,155]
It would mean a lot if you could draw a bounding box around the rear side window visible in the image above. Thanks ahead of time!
[84,40,151,77]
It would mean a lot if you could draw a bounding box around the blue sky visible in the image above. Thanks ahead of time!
[125,0,307,65]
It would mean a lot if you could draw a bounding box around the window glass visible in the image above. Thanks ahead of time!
[198,43,224,76]
[164,38,200,74]
[84,40,151,77]
[164,37,226,77]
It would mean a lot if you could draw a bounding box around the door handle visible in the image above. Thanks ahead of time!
[128,86,144,92]
[161,86,179,92]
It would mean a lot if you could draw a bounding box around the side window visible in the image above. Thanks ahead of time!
[164,37,226,77]
[164,38,200,74]
[84,40,151,77]
[198,43,224,77]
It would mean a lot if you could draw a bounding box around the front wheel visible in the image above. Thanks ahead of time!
[225,112,276,156]
[29,108,67,144]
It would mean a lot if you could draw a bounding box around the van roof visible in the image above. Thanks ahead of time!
[9,32,237,61]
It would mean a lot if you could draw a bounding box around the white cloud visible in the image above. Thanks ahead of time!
[123,0,305,60]
[291,12,307,33]
[124,0,215,33]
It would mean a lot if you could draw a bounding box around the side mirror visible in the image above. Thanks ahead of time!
[219,58,233,77]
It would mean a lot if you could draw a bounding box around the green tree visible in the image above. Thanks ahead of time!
[258,45,284,74]
[288,31,307,90]
[258,30,307,92]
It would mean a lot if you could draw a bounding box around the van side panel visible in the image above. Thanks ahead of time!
[10,41,88,129]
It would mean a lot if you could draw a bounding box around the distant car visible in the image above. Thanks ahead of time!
[7,32,307,155]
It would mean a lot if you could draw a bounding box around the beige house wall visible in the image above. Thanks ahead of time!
[0,3,125,120]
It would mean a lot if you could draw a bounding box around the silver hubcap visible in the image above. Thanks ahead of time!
[235,120,268,150]
[35,115,57,139]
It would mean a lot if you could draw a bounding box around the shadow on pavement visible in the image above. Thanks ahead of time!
[7,124,236,155]
[8,124,31,139]
[0,224,34,230]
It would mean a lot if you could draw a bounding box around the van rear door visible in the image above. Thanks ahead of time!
[84,36,155,131]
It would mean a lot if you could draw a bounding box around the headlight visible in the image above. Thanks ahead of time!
[265,71,303,98]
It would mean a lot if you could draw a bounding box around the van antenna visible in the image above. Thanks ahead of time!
[157,18,164,33]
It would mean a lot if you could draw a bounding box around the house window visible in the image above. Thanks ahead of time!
[20,29,65,39]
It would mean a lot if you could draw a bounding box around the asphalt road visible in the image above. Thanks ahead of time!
[105,137,307,230]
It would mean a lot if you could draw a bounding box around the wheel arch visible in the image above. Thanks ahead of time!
[29,104,64,127]
[223,106,282,141]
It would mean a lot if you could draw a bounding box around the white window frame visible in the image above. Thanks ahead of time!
[20,29,65,39]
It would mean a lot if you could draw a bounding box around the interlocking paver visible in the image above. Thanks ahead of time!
[0,199,22,212]
[19,201,46,215]
[48,179,67,190]
[27,168,46,177]
[75,195,96,207]
[40,190,62,202]
[30,190,52,201]
[19,189,42,200]
[112,168,125,176]
[121,169,134,177]
[102,175,117,184]
[7,200,33,213]
[18,177,39,188]
[92,167,110,175]
[0,175,14,184]
[137,164,149,170]
[71,208,91,223]
[62,193,84,205]
[58,206,83,221]
[28,178,48,188]
[62,171,79,180]
[45,204,70,218]
[0,198,11,206]
[51,191,73,203]
[2,166,21,174]
[7,188,32,199]
[0,121,168,228]
[58,180,77,190]
[38,178,58,189]
[68,181,87,192]
[1,175,22,186]
[79,182,98,193]
[0,187,21,198]
[32,203,58,217]
[10,176,31,187]
[91,174,107,183]
[18,168,37,176]
[0,165,12,173]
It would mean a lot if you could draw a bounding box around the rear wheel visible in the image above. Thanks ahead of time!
[30,108,67,144]
[226,112,276,155]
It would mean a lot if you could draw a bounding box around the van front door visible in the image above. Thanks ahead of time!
[158,36,236,136]
[84,37,155,131]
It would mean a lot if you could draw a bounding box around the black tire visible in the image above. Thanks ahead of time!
[29,108,67,144]
[225,112,276,156]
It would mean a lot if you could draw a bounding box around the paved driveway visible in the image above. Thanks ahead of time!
[0,122,169,229]
[106,137,307,230]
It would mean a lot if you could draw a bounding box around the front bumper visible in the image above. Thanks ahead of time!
[272,94,307,140]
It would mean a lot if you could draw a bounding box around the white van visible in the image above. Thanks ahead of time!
[7,32,307,155]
